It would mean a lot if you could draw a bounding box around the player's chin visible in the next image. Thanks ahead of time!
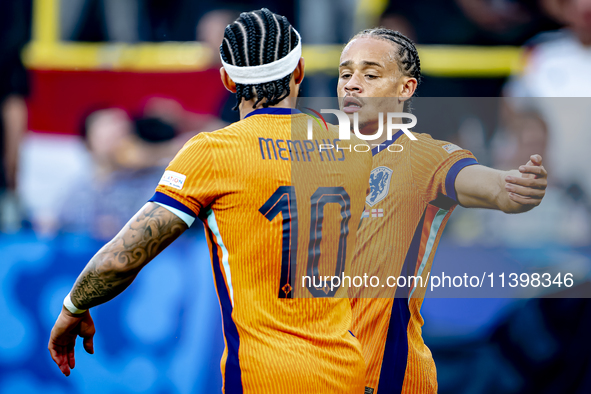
[344,110,362,123]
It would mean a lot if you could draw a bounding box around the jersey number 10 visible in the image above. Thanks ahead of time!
[259,186,351,299]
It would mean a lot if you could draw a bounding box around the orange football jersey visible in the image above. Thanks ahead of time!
[351,131,478,394]
[150,108,372,394]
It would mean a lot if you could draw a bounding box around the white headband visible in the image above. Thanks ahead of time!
[221,30,302,85]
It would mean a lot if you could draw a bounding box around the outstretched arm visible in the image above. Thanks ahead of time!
[48,202,188,376]
[70,202,187,308]
[455,154,547,213]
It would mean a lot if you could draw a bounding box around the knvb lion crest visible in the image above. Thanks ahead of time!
[366,166,393,207]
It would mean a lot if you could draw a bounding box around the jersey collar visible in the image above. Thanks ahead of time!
[371,130,405,156]
[244,108,302,119]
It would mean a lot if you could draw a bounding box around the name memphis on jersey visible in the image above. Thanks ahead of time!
[259,137,348,161]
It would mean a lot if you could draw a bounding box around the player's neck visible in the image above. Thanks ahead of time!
[239,97,298,120]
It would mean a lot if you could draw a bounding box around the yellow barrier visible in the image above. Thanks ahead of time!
[23,41,525,77]
[418,45,524,77]
[23,41,214,72]
[26,0,524,76]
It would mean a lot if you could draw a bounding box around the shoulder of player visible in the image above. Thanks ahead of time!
[404,131,445,148]
[405,132,472,157]
[408,131,441,145]
[175,127,233,157]
[183,123,242,146]
[207,115,292,139]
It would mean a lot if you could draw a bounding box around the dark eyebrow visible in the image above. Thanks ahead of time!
[339,60,384,68]
[361,60,384,68]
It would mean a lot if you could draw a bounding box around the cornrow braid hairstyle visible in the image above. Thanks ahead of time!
[349,28,422,87]
[220,8,300,110]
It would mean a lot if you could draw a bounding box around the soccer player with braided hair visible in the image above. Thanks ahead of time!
[48,9,372,393]
[220,8,297,111]
[339,28,548,393]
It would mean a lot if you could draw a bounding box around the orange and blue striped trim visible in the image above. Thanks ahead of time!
[445,157,478,202]
[204,222,243,393]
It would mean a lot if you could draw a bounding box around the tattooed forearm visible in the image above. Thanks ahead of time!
[70,202,188,309]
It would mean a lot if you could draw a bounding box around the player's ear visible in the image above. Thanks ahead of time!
[220,67,237,93]
[293,57,305,85]
[398,77,417,102]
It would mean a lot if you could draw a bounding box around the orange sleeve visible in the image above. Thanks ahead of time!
[149,133,218,220]
[409,133,478,203]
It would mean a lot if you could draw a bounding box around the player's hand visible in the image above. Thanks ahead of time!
[48,306,95,376]
[504,154,547,207]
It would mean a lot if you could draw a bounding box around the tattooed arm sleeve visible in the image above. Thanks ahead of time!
[69,202,188,310]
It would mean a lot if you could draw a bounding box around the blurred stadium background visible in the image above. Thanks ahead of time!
[1,0,590,393]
